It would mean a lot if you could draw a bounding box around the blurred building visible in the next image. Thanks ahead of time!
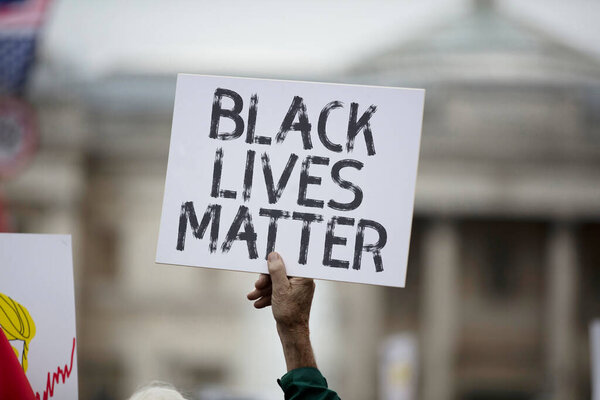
[3,1,600,400]
[348,2,600,400]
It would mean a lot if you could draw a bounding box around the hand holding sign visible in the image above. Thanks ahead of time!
[247,252,318,372]
[157,75,424,287]
[247,252,315,329]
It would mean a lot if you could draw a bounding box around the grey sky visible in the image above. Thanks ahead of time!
[40,0,600,79]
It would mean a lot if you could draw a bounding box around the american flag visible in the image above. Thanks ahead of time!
[0,0,51,95]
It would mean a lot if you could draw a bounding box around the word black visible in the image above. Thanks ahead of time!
[210,88,378,156]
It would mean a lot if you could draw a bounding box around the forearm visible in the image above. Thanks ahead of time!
[277,323,317,372]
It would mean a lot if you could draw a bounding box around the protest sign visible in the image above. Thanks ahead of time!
[380,334,418,400]
[592,320,600,400]
[0,233,78,400]
[157,75,424,287]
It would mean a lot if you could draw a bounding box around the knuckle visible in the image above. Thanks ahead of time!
[273,287,287,298]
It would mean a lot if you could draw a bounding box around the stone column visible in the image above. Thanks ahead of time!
[421,219,459,400]
[546,222,578,399]
[339,283,385,400]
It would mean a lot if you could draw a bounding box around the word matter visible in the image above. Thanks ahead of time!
[177,202,386,272]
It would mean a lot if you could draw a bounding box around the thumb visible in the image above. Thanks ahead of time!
[267,252,289,289]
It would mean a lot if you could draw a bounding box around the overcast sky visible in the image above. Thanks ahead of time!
[39,0,600,79]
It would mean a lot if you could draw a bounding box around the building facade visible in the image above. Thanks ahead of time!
[4,2,600,399]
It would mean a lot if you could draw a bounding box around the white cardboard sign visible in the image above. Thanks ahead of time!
[157,75,424,287]
[592,320,600,400]
[0,233,78,400]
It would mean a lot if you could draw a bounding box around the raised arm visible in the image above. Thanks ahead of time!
[247,252,340,399]
[247,252,316,371]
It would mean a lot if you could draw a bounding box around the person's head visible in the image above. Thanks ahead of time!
[128,383,187,400]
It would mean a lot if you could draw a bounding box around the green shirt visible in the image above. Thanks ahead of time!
[278,367,341,400]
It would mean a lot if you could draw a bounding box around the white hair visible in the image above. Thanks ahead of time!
[128,382,187,400]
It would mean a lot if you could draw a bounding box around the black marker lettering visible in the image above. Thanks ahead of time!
[353,219,387,272]
[298,156,330,208]
[318,101,343,153]
[262,152,299,204]
[323,216,355,269]
[209,88,245,140]
[275,96,312,150]
[221,205,258,259]
[243,149,255,202]
[176,202,221,253]
[292,212,324,265]
[347,103,377,156]
[246,94,272,145]
[328,159,364,211]
[259,208,290,258]
[210,147,236,199]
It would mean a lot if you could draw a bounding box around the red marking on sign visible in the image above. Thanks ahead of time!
[35,337,76,400]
